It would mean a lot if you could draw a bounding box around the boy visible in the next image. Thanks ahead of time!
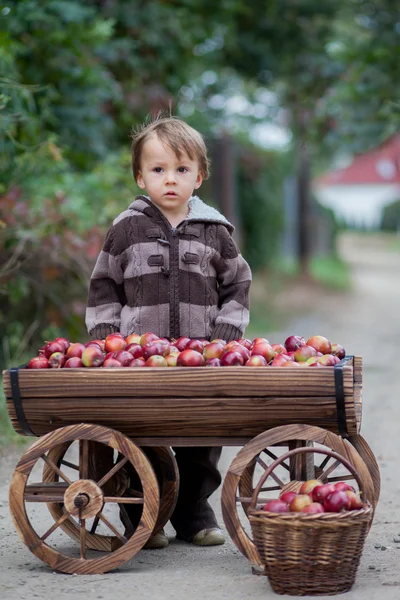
[85,116,252,548]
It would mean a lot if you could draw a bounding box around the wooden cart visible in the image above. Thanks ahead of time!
[2,355,380,574]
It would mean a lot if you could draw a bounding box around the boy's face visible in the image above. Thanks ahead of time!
[136,135,203,220]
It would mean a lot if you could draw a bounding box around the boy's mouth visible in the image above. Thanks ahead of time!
[165,191,177,196]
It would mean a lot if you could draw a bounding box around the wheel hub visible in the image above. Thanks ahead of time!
[64,479,104,518]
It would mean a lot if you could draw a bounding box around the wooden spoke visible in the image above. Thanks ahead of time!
[236,496,275,505]
[97,457,128,489]
[326,474,355,484]
[97,512,127,544]
[126,487,144,498]
[104,496,144,504]
[318,459,341,480]
[25,482,68,502]
[79,439,89,480]
[41,511,71,542]
[260,485,281,492]
[60,459,79,471]
[41,454,72,485]
[256,455,284,488]
[90,515,101,535]
[80,519,86,559]
[261,449,290,471]
[318,455,331,471]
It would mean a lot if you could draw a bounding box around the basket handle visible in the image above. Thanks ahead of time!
[249,446,366,511]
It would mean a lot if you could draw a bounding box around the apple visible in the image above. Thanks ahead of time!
[331,343,346,360]
[306,356,319,365]
[250,337,270,349]
[345,490,364,510]
[43,341,64,358]
[81,346,105,368]
[64,357,83,368]
[289,494,313,512]
[85,341,103,350]
[140,332,159,347]
[306,335,332,355]
[186,339,205,353]
[270,355,290,367]
[210,338,227,346]
[284,335,306,352]
[220,351,244,366]
[145,355,168,367]
[177,349,205,367]
[125,343,143,358]
[271,344,287,355]
[125,333,142,345]
[222,342,250,362]
[293,345,317,362]
[174,336,191,351]
[281,360,302,367]
[48,352,66,368]
[104,334,126,353]
[334,482,355,493]
[143,341,170,359]
[299,479,322,495]
[205,358,221,367]
[165,353,179,367]
[235,338,252,349]
[324,490,351,512]
[66,342,86,359]
[311,483,336,504]
[53,337,70,352]
[302,502,326,514]
[103,357,123,368]
[27,356,50,369]
[262,499,290,513]
[251,342,275,363]
[279,491,298,504]
[317,354,337,367]
[203,342,225,360]
[89,339,106,352]
[244,355,268,367]
[114,350,135,366]
[309,361,322,367]
[129,358,146,367]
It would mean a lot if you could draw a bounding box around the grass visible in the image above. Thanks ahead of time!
[0,385,26,449]
[309,255,351,291]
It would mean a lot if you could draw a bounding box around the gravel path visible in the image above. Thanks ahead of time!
[1,232,399,599]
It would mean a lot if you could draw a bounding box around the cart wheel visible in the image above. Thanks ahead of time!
[43,444,179,550]
[9,424,159,574]
[222,424,376,565]
[238,433,381,517]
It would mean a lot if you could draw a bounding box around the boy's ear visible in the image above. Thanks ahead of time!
[194,172,203,189]
[136,172,145,189]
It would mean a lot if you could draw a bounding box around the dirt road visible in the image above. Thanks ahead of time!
[1,232,399,599]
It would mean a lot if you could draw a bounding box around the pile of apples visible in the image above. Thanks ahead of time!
[262,479,366,514]
[26,332,346,369]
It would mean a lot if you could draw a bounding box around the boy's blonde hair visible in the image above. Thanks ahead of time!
[131,116,210,181]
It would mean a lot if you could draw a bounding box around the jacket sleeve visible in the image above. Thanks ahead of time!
[210,226,252,342]
[85,226,127,339]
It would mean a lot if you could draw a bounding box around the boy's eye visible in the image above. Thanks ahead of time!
[178,167,188,173]
[153,167,163,173]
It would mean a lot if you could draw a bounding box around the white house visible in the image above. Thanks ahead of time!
[313,134,400,229]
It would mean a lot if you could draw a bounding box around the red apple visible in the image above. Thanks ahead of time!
[294,345,317,362]
[81,346,105,368]
[284,335,306,352]
[235,338,252,349]
[222,342,250,362]
[140,332,159,347]
[114,350,135,366]
[317,354,337,367]
[203,342,225,360]
[177,349,205,367]
[205,358,221,367]
[311,483,336,504]
[64,357,83,368]
[306,356,319,365]
[306,335,332,355]
[245,355,268,367]
[309,361,323,367]
[271,344,287,355]
[48,352,66,368]
[279,491,298,504]
[125,343,143,358]
[220,351,244,366]
[53,337,70,352]
[299,479,322,495]
[334,482,355,493]
[145,355,168,367]
[324,490,351,512]
[27,356,50,369]
[270,355,290,367]
[250,337,270,349]
[262,499,290,513]
[251,342,275,362]
[165,353,179,367]
[90,339,105,352]
[331,343,346,360]
[104,334,126,353]
[302,502,326,514]
[103,357,123,368]
[210,338,227,346]
[186,339,205,353]
[173,336,191,351]
[66,342,86,359]
[125,333,142,345]
[143,341,170,359]
[345,490,364,510]
[43,341,64,358]
[85,341,103,350]
[129,358,146,367]
[281,360,302,367]
[289,494,313,512]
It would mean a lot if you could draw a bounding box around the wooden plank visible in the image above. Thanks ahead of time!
[2,362,356,399]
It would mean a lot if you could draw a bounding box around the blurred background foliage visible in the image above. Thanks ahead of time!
[1,0,399,371]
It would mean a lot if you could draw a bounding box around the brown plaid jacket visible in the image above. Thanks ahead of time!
[86,195,252,342]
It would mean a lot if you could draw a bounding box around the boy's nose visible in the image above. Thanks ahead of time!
[165,171,177,184]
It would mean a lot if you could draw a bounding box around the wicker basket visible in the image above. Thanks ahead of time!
[248,447,374,596]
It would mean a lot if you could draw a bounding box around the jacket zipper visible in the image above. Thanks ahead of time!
[170,227,180,339]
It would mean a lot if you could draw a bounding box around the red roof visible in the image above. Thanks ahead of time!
[315,134,400,186]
